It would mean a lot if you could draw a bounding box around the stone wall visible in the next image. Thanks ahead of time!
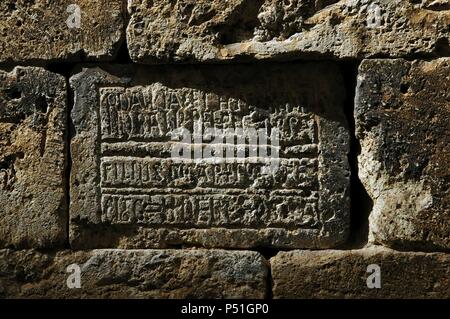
[0,0,448,299]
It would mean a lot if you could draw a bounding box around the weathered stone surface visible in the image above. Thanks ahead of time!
[69,63,350,249]
[0,67,67,248]
[0,0,124,63]
[355,59,450,251]
[0,249,267,298]
[271,246,450,298]
[127,0,450,63]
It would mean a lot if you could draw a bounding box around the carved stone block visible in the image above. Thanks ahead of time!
[0,67,67,248]
[69,63,350,249]
[355,58,450,251]
[0,249,268,298]
[0,0,124,63]
[271,247,450,298]
[127,0,450,63]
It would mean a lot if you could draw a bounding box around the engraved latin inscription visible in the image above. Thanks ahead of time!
[98,85,321,229]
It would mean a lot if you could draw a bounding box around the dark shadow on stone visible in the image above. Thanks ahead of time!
[113,36,133,65]
[338,60,373,249]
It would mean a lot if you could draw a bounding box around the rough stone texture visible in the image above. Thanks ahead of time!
[127,0,450,63]
[271,246,450,298]
[0,67,67,248]
[69,63,350,249]
[0,0,124,63]
[355,59,450,251]
[0,249,267,298]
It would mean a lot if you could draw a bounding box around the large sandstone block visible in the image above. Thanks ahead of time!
[127,0,450,63]
[355,59,450,251]
[0,67,67,248]
[0,249,267,298]
[69,63,350,249]
[271,247,450,298]
[0,0,124,63]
